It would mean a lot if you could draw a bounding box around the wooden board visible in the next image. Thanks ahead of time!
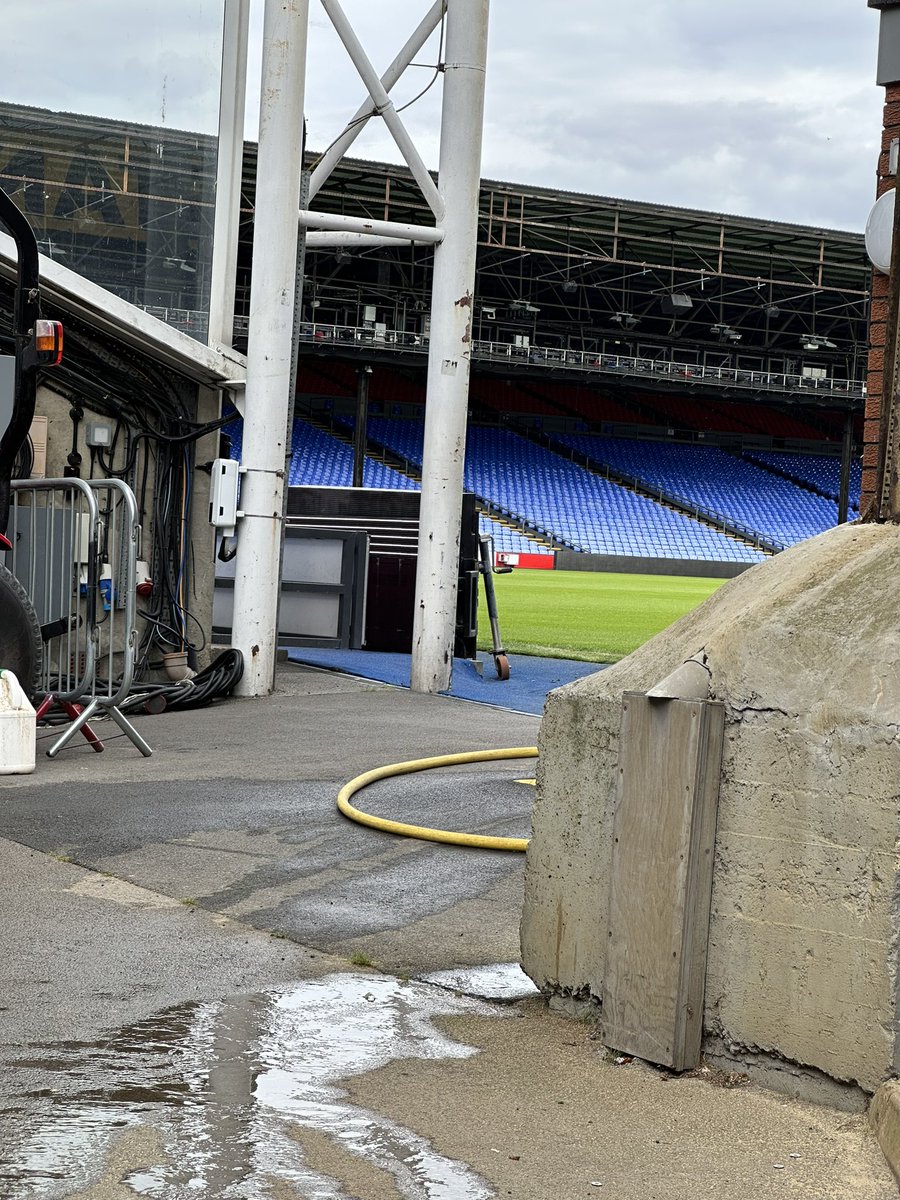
[601,692,725,1070]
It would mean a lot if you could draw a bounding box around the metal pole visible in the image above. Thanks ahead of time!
[410,0,489,694]
[231,0,308,697]
[287,170,310,459]
[298,210,443,242]
[838,409,854,525]
[208,0,251,349]
[352,365,372,487]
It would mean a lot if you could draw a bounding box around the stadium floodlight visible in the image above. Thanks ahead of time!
[510,300,540,314]
[801,336,837,351]
[561,279,578,294]
[612,311,638,329]
[711,323,741,343]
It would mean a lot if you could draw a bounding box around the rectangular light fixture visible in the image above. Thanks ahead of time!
[661,293,693,315]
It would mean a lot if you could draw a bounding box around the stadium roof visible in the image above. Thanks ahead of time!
[0,101,871,396]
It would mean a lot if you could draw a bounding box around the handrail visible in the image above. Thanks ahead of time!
[138,308,865,403]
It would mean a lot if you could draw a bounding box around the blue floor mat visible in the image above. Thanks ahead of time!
[284,647,605,715]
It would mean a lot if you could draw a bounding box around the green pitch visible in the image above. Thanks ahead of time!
[477,568,727,663]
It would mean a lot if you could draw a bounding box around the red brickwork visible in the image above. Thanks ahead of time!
[863,82,900,511]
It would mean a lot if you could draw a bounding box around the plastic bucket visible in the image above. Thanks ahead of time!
[0,669,36,774]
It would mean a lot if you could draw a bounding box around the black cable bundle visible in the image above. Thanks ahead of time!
[164,648,244,710]
[118,648,244,715]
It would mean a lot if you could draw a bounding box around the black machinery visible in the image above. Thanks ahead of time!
[477,534,512,680]
[0,183,63,689]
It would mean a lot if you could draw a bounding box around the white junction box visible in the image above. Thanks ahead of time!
[209,458,240,536]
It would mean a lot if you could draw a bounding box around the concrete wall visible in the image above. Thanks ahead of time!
[555,552,753,579]
[521,523,900,1098]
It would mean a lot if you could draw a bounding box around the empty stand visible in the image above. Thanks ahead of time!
[357,416,765,563]
[229,413,854,564]
[743,449,861,510]
[555,433,839,547]
[226,416,551,557]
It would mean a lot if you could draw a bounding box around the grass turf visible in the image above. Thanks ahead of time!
[477,568,726,663]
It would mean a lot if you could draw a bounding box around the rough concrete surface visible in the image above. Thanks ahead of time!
[347,1002,895,1200]
[0,660,896,1196]
[0,836,342,1048]
[522,523,900,1097]
[870,1080,900,1187]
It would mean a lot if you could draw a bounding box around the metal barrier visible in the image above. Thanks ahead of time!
[5,477,152,758]
[138,307,865,402]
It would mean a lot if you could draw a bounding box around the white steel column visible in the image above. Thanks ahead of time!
[231,0,308,697]
[208,0,251,349]
[410,0,489,694]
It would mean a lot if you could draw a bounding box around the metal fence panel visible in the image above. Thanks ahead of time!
[6,477,151,759]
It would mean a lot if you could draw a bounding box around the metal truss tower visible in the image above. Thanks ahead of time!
[230,0,489,696]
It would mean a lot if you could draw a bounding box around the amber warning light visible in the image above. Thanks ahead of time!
[33,318,63,366]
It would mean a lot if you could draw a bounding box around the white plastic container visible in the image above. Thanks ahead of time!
[0,670,36,774]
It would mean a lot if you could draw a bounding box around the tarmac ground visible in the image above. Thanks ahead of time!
[0,662,894,1198]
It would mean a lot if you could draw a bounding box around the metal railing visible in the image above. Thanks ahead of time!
[5,478,151,758]
[137,307,865,402]
[135,307,868,405]
[477,343,862,401]
[293,321,864,401]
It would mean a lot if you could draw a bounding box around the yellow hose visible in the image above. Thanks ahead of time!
[336,746,538,851]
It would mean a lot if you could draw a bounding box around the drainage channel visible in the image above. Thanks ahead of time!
[0,969,534,1199]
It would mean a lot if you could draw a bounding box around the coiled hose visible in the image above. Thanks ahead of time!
[337,746,538,851]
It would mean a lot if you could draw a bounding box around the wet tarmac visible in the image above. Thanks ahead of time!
[1,972,511,1199]
[418,962,539,1004]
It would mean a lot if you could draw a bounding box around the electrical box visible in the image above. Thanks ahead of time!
[85,421,113,448]
[661,294,693,315]
[28,415,47,478]
[209,457,240,536]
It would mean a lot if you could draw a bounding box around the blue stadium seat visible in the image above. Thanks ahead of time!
[362,417,765,564]
[555,433,841,547]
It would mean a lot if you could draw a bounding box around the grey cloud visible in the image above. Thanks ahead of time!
[484,87,880,229]
[0,1,889,231]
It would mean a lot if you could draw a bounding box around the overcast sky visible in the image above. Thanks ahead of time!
[0,1,886,232]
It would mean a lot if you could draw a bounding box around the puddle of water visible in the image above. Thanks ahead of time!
[2,973,503,1199]
[419,962,540,1003]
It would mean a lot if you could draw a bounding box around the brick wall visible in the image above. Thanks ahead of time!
[863,82,900,512]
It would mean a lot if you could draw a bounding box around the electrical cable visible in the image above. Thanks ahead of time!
[118,648,244,713]
[336,747,538,852]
